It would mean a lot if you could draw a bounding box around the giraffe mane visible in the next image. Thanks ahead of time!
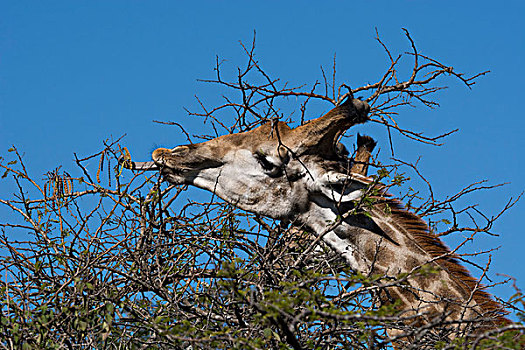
[381,197,509,324]
[348,174,509,324]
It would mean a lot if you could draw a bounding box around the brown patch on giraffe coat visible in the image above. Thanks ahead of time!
[403,255,424,275]
[362,239,378,262]
[397,285,419,305]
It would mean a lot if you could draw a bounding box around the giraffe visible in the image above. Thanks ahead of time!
[124,98,508,342]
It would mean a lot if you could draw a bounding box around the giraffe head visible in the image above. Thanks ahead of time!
[150,98,370,220]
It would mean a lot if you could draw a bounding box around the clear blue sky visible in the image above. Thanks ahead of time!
[1,2,524,303]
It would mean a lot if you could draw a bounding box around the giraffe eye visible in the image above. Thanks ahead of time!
[254,152,284,177]
[254,152,276,171]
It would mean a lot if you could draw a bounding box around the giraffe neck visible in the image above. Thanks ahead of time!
[296,197,506,329]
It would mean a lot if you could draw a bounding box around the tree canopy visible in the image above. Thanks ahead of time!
[1,32,524,349]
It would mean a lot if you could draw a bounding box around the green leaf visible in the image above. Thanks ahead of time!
[78,320,88,331]
[263,328,272,338]
[106,303,114,313]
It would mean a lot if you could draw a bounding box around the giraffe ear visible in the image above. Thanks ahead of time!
[313,172,367,203]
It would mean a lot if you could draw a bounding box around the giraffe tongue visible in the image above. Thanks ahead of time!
[130,161,159,171]
[118,156,159,171]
